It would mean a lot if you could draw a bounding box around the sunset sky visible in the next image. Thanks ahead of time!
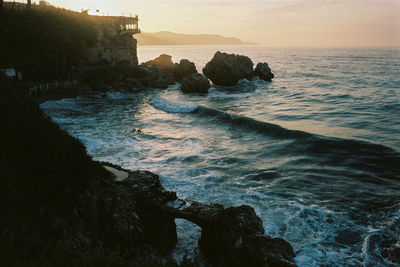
[46,0,399,46]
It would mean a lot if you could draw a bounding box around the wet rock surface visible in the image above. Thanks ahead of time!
[142,54,175,69]
[335,229,362,245]
[254,62,274,82]
[181,73,211,93]
[203,51,254,86]
[143,54,198,84]
[119,168,297,266]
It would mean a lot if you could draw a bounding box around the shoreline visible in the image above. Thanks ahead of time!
[1,86,298,266]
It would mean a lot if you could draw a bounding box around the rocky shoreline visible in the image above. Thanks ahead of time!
[102,162,297,266]
[32,51,274,104]
[0,51,294,266]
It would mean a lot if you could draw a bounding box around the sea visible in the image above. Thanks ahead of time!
[40,46,400,266]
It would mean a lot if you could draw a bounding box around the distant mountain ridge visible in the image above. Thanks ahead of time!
[135,31,255,46]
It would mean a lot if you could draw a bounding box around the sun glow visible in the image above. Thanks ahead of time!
[37,0,400,46]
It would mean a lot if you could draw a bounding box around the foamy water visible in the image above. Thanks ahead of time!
[41,46,400,266]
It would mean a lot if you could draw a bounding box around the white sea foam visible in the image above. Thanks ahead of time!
[150,97,198,113]
[40,47,400,266]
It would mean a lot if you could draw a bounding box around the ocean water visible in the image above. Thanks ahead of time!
[41,46,400,266]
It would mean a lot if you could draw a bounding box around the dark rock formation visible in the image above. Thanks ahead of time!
[203,51,254,86]
[335,230,361,245]
[254,62,274,82]
[181,73,211,93]
[82,65,169,91]
[142,54,174,69]
[143,55,198,84]
[120,169,297,266]
[89,34,138,66]
[136,65,169,89]
[121,170,178,251]
[1,90,294,265]
[178,59,197,79]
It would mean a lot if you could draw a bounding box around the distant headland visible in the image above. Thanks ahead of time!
[135,31,256,46]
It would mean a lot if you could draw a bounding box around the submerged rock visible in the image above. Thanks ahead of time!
[254,62,274,82]
[335,229,361,245]
[181,73,211,93]
[203,51,254,86]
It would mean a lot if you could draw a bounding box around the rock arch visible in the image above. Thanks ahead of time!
[121,169,297,266]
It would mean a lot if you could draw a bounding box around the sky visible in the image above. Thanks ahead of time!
[43,0,400,46]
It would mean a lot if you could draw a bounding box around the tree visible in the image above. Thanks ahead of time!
[27,0,31,6]
[0,0,3,9]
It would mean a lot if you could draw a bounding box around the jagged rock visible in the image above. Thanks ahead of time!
[143,55,198,83]
[159,64,181,85]
[178,59,197,80]
[121,169,297,266]
[122,65,168,89]
[203,51,254,86]
[88,25,138,66]
[122,171,178,251]
[81,65,169,90]
[254,62,274,82]
[181,73,211,93]
[125,77,146,91]
[170,202,296,266]
[142,54,174,69]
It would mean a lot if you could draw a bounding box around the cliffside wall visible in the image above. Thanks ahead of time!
[87,16,138,66]
[0,4,138,81]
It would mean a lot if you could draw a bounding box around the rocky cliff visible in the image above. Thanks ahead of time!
[0,87,296,266]
[87,17,138,66]
[0,4,138,82]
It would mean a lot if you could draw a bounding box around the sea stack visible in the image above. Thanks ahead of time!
[202,51,254,86]
[181,73,211,93]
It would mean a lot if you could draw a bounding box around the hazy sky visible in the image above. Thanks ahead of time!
[47,0,400,46]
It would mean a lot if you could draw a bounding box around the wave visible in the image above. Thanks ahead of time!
[150,97,198,113]
[151,98,400,180]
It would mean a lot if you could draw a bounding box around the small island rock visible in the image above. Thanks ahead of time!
[178,59,198,80]
[203,51,254,86]
[143,55,198,84]
[254,62,274,82]
[181,73,211,93]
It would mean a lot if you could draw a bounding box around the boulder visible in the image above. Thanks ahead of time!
[143,55,198,83]
[158,64,180,85]
[142,54,174,69]
[170,202,296,266]
[181,73,211,93]
[133,65,169,89]
[254,62,274,82]
[82,65,169,90]
[119,168,296,266]
[122,170,178,251]
[203,51,254,86]
[178,59,197,80]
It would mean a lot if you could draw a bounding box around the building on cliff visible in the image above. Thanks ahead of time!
[0,2,141,81]
[87,15,140,66]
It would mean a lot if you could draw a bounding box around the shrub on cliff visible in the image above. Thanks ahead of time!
[0,89,200,266]
[0,5,97,81]
[0,88,109,208]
